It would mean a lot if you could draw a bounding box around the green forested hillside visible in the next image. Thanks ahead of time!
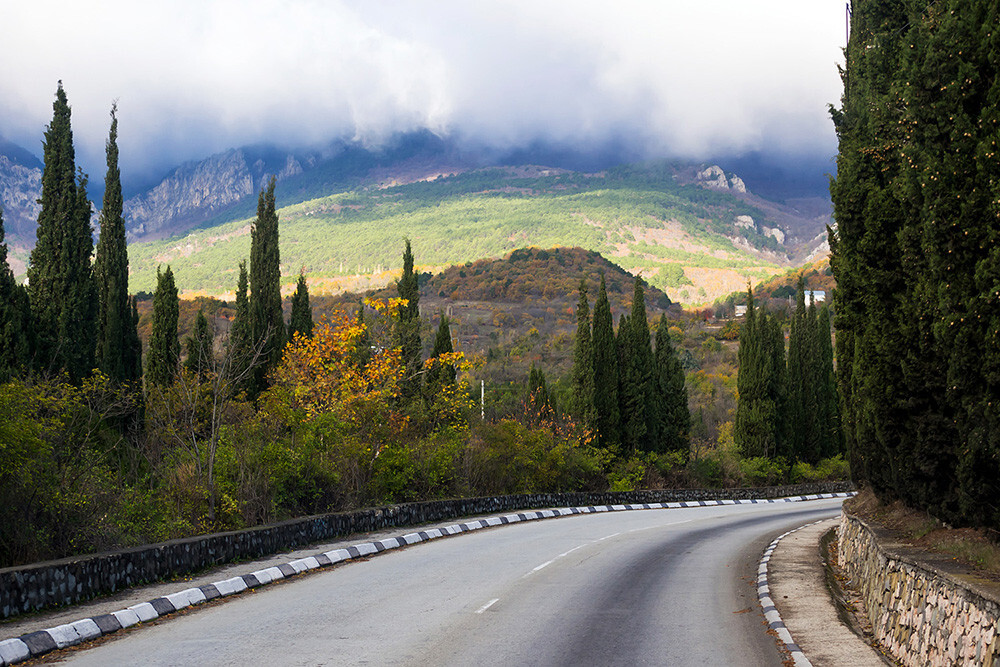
[127,162,790,306]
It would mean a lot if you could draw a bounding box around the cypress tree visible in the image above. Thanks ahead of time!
[527,364,553,424]
[653,314,690,455]
[94,103,135,383]
[287,271,313,342]
[0,206,31,381]
[146,265,179,386]
[248,177,283,399]
[591,274,620,449]
[27,82,96,382]
[184,309,213,378]
[621,277,654,452]
[353,300,372,370]
[734,288,785,458]
[227,260,251,394]
[787,280,820,462]
[570,279,595,427]
[426,313,455,393]
[124,296,142,383]
[396,239,422,399]
[815,304,841,459]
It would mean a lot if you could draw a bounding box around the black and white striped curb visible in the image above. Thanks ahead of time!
[0,491,853,665]
[757,514,846,667]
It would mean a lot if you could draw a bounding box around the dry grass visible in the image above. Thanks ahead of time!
[845,488,1000,580]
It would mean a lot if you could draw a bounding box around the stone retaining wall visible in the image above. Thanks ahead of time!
[839,512,1000,666]
[1,482,850,619]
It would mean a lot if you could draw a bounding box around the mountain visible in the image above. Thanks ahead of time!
[0,140,42,244]
[127,159,832,306]
[124,131,473,241]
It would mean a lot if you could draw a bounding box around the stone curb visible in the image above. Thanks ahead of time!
[0,492,853,665]
[756,506,856,667]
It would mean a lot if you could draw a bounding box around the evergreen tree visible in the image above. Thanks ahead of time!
[27,82,96,382]
[248,177,283,399]
[786,279,820,462]
[0,206,31,381]
[570,279,595,427]
[591,274,620,449]
[653,314,690,455]
[227,260,251,394]
[146,265,179,386]
[734,288,785,458]
[94,103,136,383]
[287,271,313,342]
[426,313,456,393]
[527,364,554,424]
[396,239,422,400]
[815,305,841,459]
[124,296,142,383]
[352,299,372,370]
[184,310,213,378]
[621,277,654,452]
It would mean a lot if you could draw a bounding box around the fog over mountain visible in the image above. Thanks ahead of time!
[0,1,846,198]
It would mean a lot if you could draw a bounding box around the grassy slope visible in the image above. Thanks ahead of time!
[127,164,789,306]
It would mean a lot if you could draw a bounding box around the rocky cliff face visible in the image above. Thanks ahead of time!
[125,149,303,240]
[0,155,42,244]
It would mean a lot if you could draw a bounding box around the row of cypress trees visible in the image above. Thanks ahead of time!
[0,84,142,386]
[733,286,840,464]
[571,275,689,454]
[0,83,311,400]
[830,0,1000,529]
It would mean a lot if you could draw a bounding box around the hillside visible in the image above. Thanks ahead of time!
[127,161,830,307]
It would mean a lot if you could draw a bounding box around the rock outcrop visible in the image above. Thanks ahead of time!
[697,164,747,193]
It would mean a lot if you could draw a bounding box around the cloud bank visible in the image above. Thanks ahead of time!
[0,0,846,186]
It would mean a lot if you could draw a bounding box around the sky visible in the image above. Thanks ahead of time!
[0,0,847,191]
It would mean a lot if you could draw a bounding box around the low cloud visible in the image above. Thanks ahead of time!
[0,0,846,186]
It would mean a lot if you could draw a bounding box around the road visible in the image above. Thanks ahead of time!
[53,498,844,666]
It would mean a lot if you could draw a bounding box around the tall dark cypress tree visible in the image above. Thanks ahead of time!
[184,310,214,378]
[815,304,840,459]
[426,313,456,393]
[570,279,595,427]
[734,288,785,458]
[227,260,251,396]
[287,272,313,342]
[653,314,690,455]
[591,274,620,450]
[786,280,820,462]
[0,206,31,382]
[249,177,283,399]
[124,296,142,383]
[27,82,96,382]
[396,240,422,400]
[94,103,135,383]
[621,277,654,452]
[146,265,179,386]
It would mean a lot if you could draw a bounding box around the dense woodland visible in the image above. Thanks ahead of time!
[0,85,849,569]
[829,0,1000,531]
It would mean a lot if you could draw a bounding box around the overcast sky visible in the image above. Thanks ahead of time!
[0,0,847,187]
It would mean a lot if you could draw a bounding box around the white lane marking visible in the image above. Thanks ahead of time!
[597,532,621,541]
[532,559,555,572]
[627,519,692,534]
[475,598,500,614]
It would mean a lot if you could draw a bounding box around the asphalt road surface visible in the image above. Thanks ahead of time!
[53,498,844,666]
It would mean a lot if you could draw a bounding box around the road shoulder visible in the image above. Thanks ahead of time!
[768,517,888,666]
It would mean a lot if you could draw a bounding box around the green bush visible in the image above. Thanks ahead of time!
[738,456,788,486]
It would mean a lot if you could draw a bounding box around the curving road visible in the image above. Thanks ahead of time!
[53,499,844,666]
